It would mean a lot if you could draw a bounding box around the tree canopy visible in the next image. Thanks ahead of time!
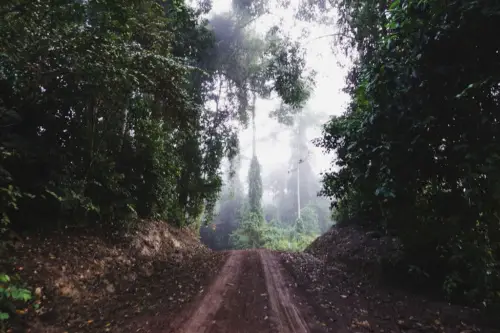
[316,0,500,306]
[0,0,311,233]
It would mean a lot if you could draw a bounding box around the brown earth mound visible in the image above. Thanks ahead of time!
[0,221,229,333]
[306,226,403,274]
[281,226,499,333]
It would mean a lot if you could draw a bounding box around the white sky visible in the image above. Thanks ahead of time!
[210,0,350,182]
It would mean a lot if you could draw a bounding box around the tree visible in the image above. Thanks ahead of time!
[0,0,215,230]
[200,163,244,250]
[0,0,312,232]
[248,156,263,214]
[316,0,500,306]
[264,168,288,222]
[230,211,267,249]
[231,139,265,249]
[270,107,327,224]
[298,205,320,235]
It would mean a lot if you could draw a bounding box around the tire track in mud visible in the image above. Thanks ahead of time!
[260,250,310,333]
[167,251,245,333]
[206,250,270,333]
[169,250,316,333]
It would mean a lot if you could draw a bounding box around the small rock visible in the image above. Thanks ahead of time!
[106,284,115,293]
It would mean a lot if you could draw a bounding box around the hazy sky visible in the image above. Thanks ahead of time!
[210,0,350,180]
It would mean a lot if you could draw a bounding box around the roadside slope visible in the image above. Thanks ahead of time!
[281,225,500,333]
[1,221,229,333]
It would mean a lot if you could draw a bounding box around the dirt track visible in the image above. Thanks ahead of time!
[167,249,323,333]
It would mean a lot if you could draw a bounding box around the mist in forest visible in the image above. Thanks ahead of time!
[199,0,348,251]
[2,0,498,323]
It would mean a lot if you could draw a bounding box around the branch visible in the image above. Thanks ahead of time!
[302,33,352,46]
[288,150,312,173]
[236,15,261,30]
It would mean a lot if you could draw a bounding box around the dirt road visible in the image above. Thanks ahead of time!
[167,249,323,333]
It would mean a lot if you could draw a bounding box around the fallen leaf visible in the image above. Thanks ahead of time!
[352,319,371,329]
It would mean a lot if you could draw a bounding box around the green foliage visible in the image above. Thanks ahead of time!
[248,156,263,214]
[230,211,267,249]
[261,223,291,250]
[207,10,312,127]
[0,0,311,234]
[0,0,205,229]
[264,35,313,108]
[261,222,317,252]
[0,0,313,330]
[0,0,265,232]
[0,273,31,326]
[318,0,500,306]
[200,167,244,250]
[230,211,316,252]
[297,206,320,235]
[212,161,329,252]
[0,148,27,232]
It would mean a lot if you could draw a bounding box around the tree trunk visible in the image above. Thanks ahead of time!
[251,92,257,157]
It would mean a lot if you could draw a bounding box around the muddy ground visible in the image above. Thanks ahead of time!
[1,222,228,333]
[2,223,499,333]
[165,249,325,333]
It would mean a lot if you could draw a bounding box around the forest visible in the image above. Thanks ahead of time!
[1,0,500,328]
[199,106,334,252]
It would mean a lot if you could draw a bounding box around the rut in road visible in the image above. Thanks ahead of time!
[169,249,321,333]
[259,251,309,333]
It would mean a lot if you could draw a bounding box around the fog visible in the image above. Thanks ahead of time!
[211,0,350,195]
[210,0,350,193]
[199,0,351,250]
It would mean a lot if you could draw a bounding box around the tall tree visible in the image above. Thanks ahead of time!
[247,156,263,214]
[200,161,244,250]
[0,0,220,229]
[264,167,288,222]
[0,0,310,232]
[274,107,326,223]
[315,0,500,306]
